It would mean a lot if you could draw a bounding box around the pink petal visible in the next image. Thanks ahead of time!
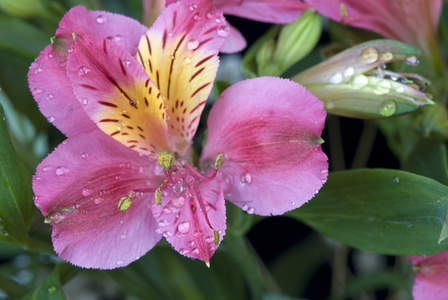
[67,35,171,157]
[33,130,164,269]
[305,0,442,49]
[28,5,148,138]
[219,24,247,53]
[28,45,98,137]
[151,173,226,263]
[214,0,309,24]
[408,252,448,300]
[200,77,328,216]
[136,0,227,154]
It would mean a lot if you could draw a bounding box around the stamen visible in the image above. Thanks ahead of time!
[213,230,219,246]
[118,196,132,211]
[158,150,173,169]
[155,188,162,205]
[214,153,223,169]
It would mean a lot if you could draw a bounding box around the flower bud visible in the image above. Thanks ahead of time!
[292,40,434,119]
[242,10,322,77]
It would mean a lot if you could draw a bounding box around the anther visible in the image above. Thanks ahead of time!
[158,150,173,169]
[213,230,219,246]
[155,188,162,205]
[340,4,347,18]
[118,197,132,211]
[214,154,223,169]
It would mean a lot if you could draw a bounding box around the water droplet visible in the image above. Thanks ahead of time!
[81,152,89,159]
[186,175,195,185]
[163,231,172,237]
[32,88,43,95]
[247,207,255,214]
[96,15,107,24]
[393,176,400,183]
[343,67,354,77]
[240,172,252,185]
[122,59,131,66]
[194,12,202,20]
[163,208,172,215]
[381,51,393,61]
[120,234,126,240]
[291,202,296,206]
[184,57,192,64]
[350,74,368,89]
[35,177,41,181]
[330,72,343,84]
[360,47,379,64]
[94,197,103,204]
[178,221,190,234]
[188,241,195,247]
[325,101,335,110]
[206,10,215,19]
[192,248,200,255]
[185,190,193,199]
[205,236,214,243]
[379,100,396,117]
[187,39,199,50]
[215,16,224,23]
[43,166,50,172]
[55,166,67,176]
[188,4,197,11]
[116,259,123,265]
[46,94,54,100]
[48,116,55,123]
[172,197,185,208]
[35,67,42,74]
[158,219,169,227]
[405,55,419,66]
[217,25,229,37]
[47,286,57,294]
[107,35,123,43]
[115,176,121,181]
[193,230,202,238]
[179,248,189,255]
[120,220,124,225]
[242,204,248,211]
[373,80,391,95]
[78,66,90,76]
[82,188,93,196]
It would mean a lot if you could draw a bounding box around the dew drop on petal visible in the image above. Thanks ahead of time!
[343,67,354,77]
[359,47,379,64]
[291,202,296,206]
[247,207,255,214]
[122,59,131,66]
[48,117,55,123]
[163,231,172,238]
[187,39,199,50]
[43,166,50,172]
[35,67,42,74]
[32,88,43,95]
[47,94,54,100]
[172,197,185,208]
[120,234,126,240]
[240,172,252,185]
[381,51,393,61]
[379,100,396,117]
[179,248,189,255]
[82,98,88,106]
[82,188,93,197]
[184,57,192,64]
[192,248,200,255]
[96,15,107,24]
[373,80,391,95]
[206,10,215,19]
[178,221,190,234]
[193,230,202,238]
[81,152,89,159]
[116,259,123,265]
[242,204,248,211]
[94,197,103,204]
[350,74,368,89]
[163,208,172,215]
[193,12,202,20]
[188,241,195,247]
[217,25,229,37]
[78,66,90,76]
[158,219,169,227]
[205,236,214,243]
[330,72,343,84]
[186,175,195,185]
[188,4,197,11]
[55,166,67,176]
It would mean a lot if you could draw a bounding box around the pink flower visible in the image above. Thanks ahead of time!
[408,252,448,300]
[305,0,442,60]
[29,0,328,269]
[166,0,310,52]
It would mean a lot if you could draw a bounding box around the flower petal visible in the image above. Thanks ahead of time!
[150,168,226,263]
[408,252,448,300]
[67,35,170,157]
[219,24,247,53]
[28,5,148,138]
[200,77,328,216]
[29,45,98,137]
[137,0,227,154]
[33,130,164,269]
[214,0,309,24]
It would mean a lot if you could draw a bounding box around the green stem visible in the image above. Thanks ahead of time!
[351,120,377,169]
[327,116,346,171]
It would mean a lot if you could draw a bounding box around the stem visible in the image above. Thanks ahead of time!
[327,116,346,171]
[351,120,377,169]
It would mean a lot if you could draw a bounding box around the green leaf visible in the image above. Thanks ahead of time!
[0,104,34,246]
[0,16,49,59]
[23,265,66,300]
[289,169,448,256]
